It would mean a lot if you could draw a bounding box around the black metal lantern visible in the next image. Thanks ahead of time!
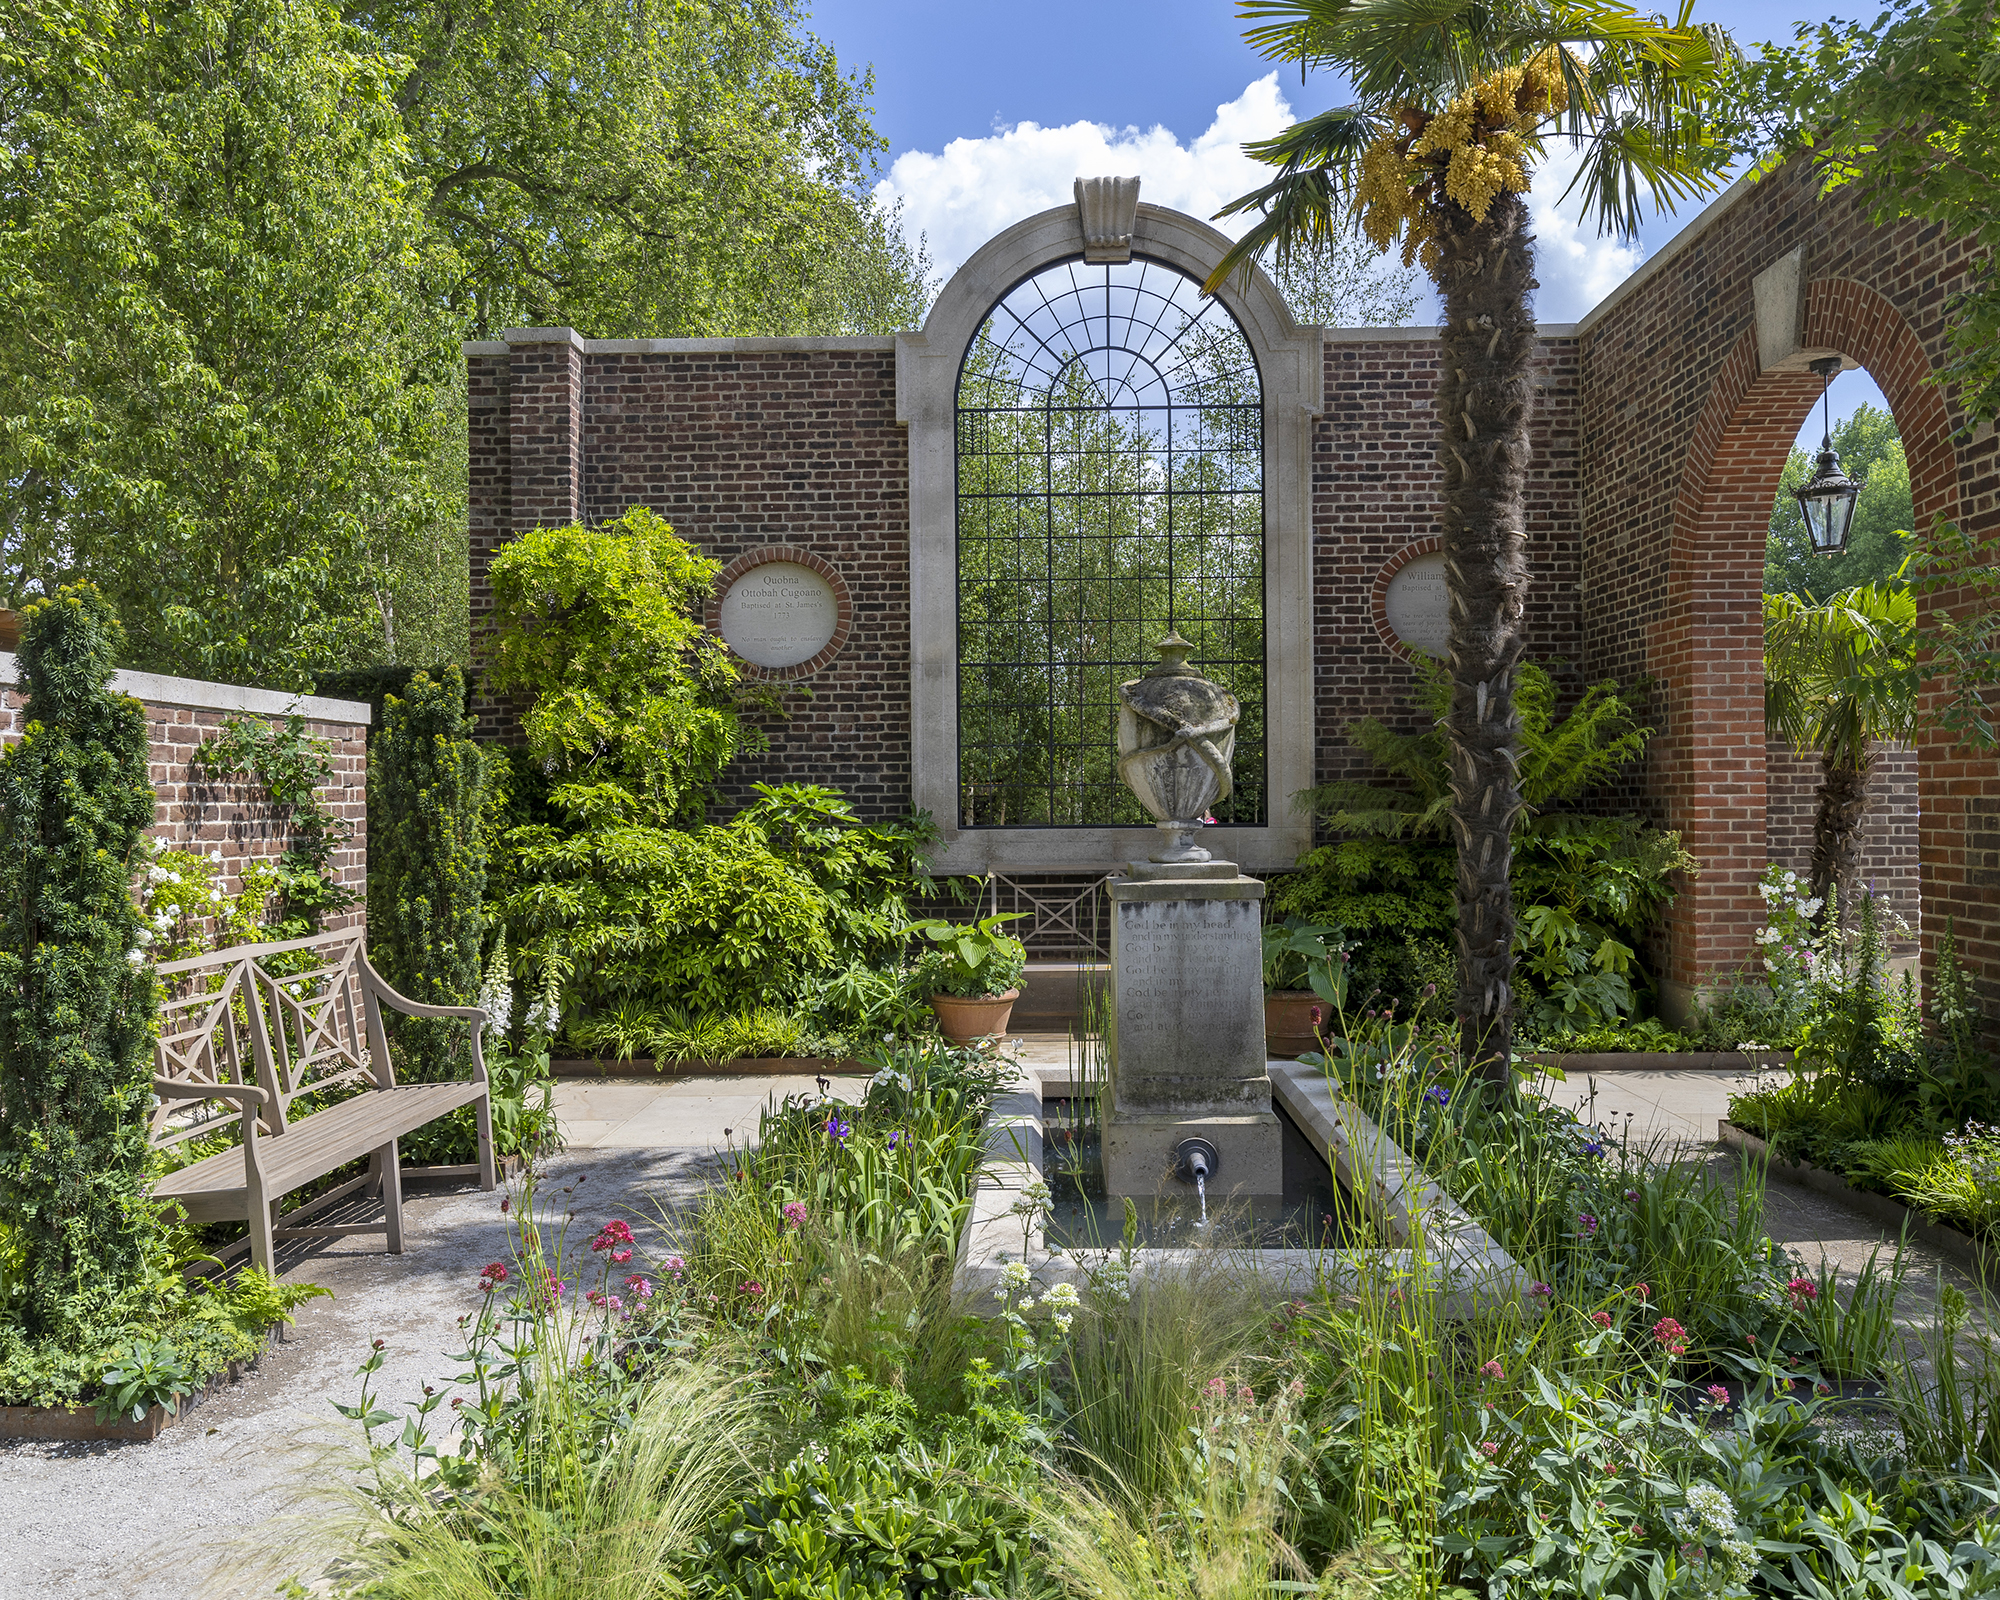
[1794,355,1862,556]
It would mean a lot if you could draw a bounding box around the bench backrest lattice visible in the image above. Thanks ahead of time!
[982,873,1115,961]
[151,930,393,1150]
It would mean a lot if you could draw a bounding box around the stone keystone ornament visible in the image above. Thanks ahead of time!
[1115,633,1239,863]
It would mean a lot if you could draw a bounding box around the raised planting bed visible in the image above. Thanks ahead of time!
[1523,1050,1793,1074]
[955,1059,1534,1314]
[1718,1119,1997,1291]
[553,1056,866,1079]
[0,1344,268,1444]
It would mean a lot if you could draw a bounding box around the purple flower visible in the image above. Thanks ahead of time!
[1577,1212,1599,1237]
[1425,1086,1451,1107]
[825,1114,851,1141]
[781,1200,808,1230]
[1529,1281,1553,1299]
[886,1128,903,1150]
[1580,1140,1606,1158]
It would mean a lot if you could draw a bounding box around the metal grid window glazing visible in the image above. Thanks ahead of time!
[955,257,1266,828]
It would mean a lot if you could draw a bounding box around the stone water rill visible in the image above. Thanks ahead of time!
[1101,635,1284,1218]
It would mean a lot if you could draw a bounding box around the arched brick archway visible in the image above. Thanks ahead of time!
[1653,276,1963,1005]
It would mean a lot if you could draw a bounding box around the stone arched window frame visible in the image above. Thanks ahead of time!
[896,200,1322,873]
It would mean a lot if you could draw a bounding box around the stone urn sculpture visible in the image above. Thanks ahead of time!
[1115,633,1239,863]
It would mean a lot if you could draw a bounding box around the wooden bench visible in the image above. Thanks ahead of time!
[149,929,495,1271]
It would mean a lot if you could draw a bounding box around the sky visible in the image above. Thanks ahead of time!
[807,0,1889,446]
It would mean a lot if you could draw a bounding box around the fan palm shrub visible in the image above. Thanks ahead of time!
[1208,0,1736,1078]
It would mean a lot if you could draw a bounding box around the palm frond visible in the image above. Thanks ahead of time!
[1763,583,1920,765]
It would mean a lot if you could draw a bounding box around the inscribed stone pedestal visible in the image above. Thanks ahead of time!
[717,562,838,669]
[1102,869,1282,1214]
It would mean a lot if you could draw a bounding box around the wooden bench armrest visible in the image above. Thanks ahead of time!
[356,949,490,1088]
[153,1077,271,1107]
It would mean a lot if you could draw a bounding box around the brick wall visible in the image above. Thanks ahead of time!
[1764,741,1921,947]
[0,668,369,936]
[468,335,911,819]
[1577,156,1997,1010]
[1312,331,1583,797]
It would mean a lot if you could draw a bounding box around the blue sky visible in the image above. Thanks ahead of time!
[809,0,1889,443]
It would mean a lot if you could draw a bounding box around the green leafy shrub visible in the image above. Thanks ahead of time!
[1261,916,1349,994]
[1280,661,1690,1032]
[907,913,1027,999]
[369,665,489,1081]
[0,585,160,1338]
[485,505,754,827]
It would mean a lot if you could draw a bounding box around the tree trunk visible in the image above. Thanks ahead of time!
[1433,194,1535,1090]
[1810,747,1873,921]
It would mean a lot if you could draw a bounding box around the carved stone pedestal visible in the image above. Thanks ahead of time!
[1102,861,1282,1217]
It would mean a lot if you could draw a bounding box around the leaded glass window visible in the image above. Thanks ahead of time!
[955,258,1266,828]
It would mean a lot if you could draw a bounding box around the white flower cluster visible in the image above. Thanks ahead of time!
[869,1066,913,1094]
[1094,1253,1134,1305]
[524,993,559,1035]
[475,936,515,1031]
[1008,1178,1052,1222]
[1042,1279,1080,1333]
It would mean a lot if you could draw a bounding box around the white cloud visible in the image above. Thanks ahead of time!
[1523,140,1649,324]
[878,76,1654,327]
[875,75,1295,283]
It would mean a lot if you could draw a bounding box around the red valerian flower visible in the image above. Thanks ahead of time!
[591,1219,635,1253]
[1651,1317,1688,1357]
[1480,1360,1505,1381]
[1705,1384,1730,1406]
[1478,1442,1499,1458]
[1592,1311,1613,1328]
[1786,1275,1819,1306]
[478,1261,510,1292]
[740,1280,764,1297]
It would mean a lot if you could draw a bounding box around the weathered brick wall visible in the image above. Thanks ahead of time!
[0,673,369,935]
[1578,155,1997,1010]
[468,334,911,819]
[1764,741,1921,947]
[1312,330,1583,799]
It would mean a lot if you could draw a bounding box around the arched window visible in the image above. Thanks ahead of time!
[954,259,1266,828]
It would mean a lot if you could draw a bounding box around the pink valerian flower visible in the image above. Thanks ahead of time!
[539,1274,566,1307]
[1633,1282,1651,1300]
[591,1219,635,1254]
[624,1274,654,1301]
[781,1200,808,1230]
[1204,1376,1227,1399]
[1480,1360,1505,1382]
[1786,1275,1819,1306]
[1592,1311,1613,1328]
[1236,1384,1254,1405]
[1478,1441,1500,1458]
[1705,1384,1731,1407]
[478,1261,509,1292]
[1652,1317,1689,1358]
[1285,1378,1306,1400]
[1577,1212,1599,1237]
[662,1256,686,1279]
[585,1289,625,1315]
[740,1280,764,1297]
[1529,1281,1552,1299]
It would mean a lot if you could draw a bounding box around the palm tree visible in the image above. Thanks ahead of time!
[1204,0,1736,1082]
[1763,581,1917,918]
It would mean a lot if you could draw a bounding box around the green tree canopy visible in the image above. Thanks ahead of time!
[0,0,929,687]
[1766,403,1915,601]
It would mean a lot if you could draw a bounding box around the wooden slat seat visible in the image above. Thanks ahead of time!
[148,929,496,1268]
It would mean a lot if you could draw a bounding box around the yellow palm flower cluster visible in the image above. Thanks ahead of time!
[1355,49,1573,271]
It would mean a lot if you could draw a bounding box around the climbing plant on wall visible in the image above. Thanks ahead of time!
[0,586,160,1338]
[369,666,488,1080]
[191,711,353,937]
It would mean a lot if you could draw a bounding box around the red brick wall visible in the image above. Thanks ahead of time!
[469,336,912,819]
[1578,156,1998,1009]
[1312,332,1583,794]
[1764,741,1921,949]
[0,689,368,935]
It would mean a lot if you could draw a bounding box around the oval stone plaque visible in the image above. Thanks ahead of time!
[1383,552,1450,659]
[718,561,840,670]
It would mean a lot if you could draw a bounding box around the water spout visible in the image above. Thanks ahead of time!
[1175,1138,1219,1230]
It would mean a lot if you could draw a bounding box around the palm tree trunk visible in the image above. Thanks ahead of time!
[1433,194,1535,1088]
[1810,748,1873,921]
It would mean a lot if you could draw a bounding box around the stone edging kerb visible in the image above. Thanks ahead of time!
[952,1059,1533,1313]
[0,651,372,727]
[1717,1119,1996,1290]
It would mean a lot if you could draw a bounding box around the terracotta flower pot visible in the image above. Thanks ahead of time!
[930,988,1020,1044]
[1264,991,1329,1059]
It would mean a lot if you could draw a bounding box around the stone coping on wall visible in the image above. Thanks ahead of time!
[0,652,371,725]
[463,332,899,356]
[952,1058,1531,1314]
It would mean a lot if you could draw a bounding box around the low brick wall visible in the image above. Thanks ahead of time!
[0,656,372,931]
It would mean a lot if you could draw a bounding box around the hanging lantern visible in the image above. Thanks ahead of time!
[1793,355,1863,556]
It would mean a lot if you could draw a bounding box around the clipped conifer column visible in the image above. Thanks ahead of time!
[0,586,159,1338]
[370,665,488,1080]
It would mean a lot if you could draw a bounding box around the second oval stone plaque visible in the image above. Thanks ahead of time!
[718,561,840,670]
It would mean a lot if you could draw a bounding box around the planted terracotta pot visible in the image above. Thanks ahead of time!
[930,988,1020,1044]
[1264,991,1329,1059]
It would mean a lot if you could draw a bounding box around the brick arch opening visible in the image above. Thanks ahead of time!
[1653,277,1961,1013]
